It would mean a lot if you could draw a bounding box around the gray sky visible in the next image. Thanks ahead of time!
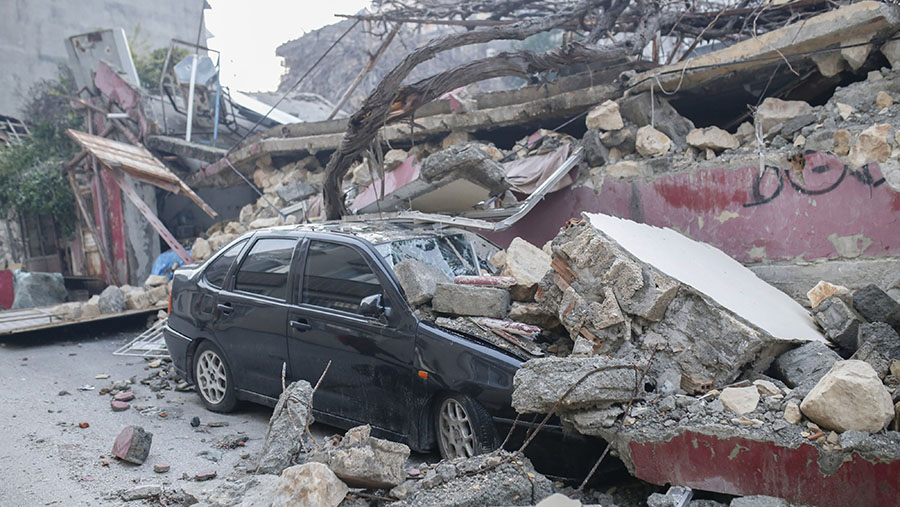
[206,0,372,92]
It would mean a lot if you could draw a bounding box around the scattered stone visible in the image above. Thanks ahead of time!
[256,380,314,475]
[98,285,126,314]
[190,416,200,428]
[586,100,624,131]
[195,471,217,481]
[836,103,854,121]
[719,386,761,415]
[851,322,900,379]
[153,463,170,473]
[78,422,89,429]
[635,125,672,157]
[125,289,152,310]
[853,284,900,331]
[848,124,892,168]
[249,216,283,230]
[58,390,70,396]
[812,295,865,351]
[876,91,894,109]
[277,181,317,203]
[114,392,135,402]
[501,237,552,301]
[686,126,739,152]
[811,50,847,77]
[807,281,850,309]
[841,33,873,71]
[800,360,895,433]
[110,400,130,412]
[271,462,348,507]
[757,98,813,134]
[148,359,162,368]
[308,425,410,488]
[11,271,67,309]
[112,426,152,465]
[512,356,641,413]
[121,485,161,501]
[392,258,450,306]
[432,283,509,318]
[783,402,802,424]
[144,275,168,288]
[753,379,781,397]
[833,129,852,155]
[772,341,842,388]
[619,93,695,148]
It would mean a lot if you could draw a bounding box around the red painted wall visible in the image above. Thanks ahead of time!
[490,152,900,262]
[0,270,14,309]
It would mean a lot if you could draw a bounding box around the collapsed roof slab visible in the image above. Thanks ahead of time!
[630,1,900,97]
[196,82,618,182]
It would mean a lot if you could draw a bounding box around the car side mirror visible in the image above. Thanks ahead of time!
[359,294,392,321]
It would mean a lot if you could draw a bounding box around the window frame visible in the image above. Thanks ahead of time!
[230,235,300,302]
[201,237,250,290]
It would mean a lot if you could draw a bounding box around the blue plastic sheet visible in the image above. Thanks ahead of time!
[151,249,191,279]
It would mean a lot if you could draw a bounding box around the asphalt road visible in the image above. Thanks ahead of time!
[0,316,411,506]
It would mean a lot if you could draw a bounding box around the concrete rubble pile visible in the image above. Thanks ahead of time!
[49,274,171,321]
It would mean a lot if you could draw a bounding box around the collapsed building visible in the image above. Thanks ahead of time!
[2,0,900,504]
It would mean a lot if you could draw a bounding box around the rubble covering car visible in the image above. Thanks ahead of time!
[163,222,600,467]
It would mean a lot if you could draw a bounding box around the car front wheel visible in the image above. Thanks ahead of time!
[435,394,497,459]
[194,341,237,413]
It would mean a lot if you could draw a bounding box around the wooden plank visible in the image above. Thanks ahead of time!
[0,305,165,336]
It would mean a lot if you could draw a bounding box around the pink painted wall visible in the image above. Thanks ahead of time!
[490,152,900,262]
[0,270,14,309]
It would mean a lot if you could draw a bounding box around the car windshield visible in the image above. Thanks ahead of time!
[376,233,490,278]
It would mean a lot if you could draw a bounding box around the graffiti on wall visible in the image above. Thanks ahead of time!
[744,151,887,207]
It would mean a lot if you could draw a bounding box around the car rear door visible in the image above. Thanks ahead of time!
[286,235,416,439]
[212,235,298,400]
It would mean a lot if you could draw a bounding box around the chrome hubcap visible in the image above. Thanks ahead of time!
[438,399,476,458]
[196,350,227,404]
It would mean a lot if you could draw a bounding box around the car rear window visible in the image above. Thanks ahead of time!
[203,238,247,288]
[302,241,382,314]
[234,238,296,300]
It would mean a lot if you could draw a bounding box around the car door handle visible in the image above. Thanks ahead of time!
[217,303,233,314]
[290,319,312,332]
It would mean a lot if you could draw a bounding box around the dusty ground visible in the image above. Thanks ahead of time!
[0,316,426,506]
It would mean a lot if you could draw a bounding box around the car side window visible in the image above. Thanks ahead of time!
[302,240,383,314]
[203,239,248,289]
[234,238,296,300]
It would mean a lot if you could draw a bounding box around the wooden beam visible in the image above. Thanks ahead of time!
[64,169,120,286]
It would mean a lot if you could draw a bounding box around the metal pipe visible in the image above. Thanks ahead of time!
[185,54,198,142]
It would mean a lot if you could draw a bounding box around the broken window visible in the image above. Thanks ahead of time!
[377,234,483,278]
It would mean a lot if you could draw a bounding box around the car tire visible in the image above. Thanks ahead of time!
[435,394,498,459]
[193,341,237,413]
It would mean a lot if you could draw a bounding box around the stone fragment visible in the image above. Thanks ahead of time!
[51,302,83,320]
[153,463,169,473]
[121,485,161,501]
[603,160,643,178]
[512,356,640,413]
[441,131,473,150]
[836,103,854,121]
[147,285,169,306]
[851,322,900,379]
[800,360,894,432]
[223,221,246,235]
[249,216,283,230]
[509,302,560,329]
[731,496,791,507]
[783,401,802,424]
[807,280,850,308]
[841,34,873,71]
[600,127,635,150]
[581,129,610,167]
[194,471,217,481]
[619,93,694,148]
[125,288,151,310]
[881,39,900,68]
[812,295,865,350]
[735,121,755,145]
[585,100,624,131]
[271,463,348,507]
[191,237,212,262]
[114,391,135,401]
[501,237,552,301]
[537,493,582,507]
[833,129,851,156]
[351,161,373,186]
[719,386,760,415]
[112,426,153,465]
[853,284,900,330]
[753,379,781,397]
[772,341,842,388]
[811,50,847,77]
[876,91,894,110]
[144,275,168,288]
[307,425,410,488]
[276,181,317,203]
[635,125,672,157]
[432,283,509,318]
[757,98,813,134]
[849,124,893,168]
[11,271,67,309]
[110,400,130,412]
[383,149,409,171]
[98,285,126,314]
[257,381,314,475]
[686,126,739,152]
[392,258,450,306]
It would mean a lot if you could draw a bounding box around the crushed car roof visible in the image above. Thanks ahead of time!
[258,220,471,245]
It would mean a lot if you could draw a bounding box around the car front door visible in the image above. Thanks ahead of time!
[212,235,297,400]
[286,236,416,439]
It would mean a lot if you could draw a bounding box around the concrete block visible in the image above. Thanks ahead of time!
[307,425,410,488]
[512,356,640,413]
[851,322,900,379]
[800,360,894,433]
[812,295,865,350]
[392,259,450,306]
[432,283,509,318]
[853,284,900,331]
[772,341,841,388]
[112,426,153,464]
